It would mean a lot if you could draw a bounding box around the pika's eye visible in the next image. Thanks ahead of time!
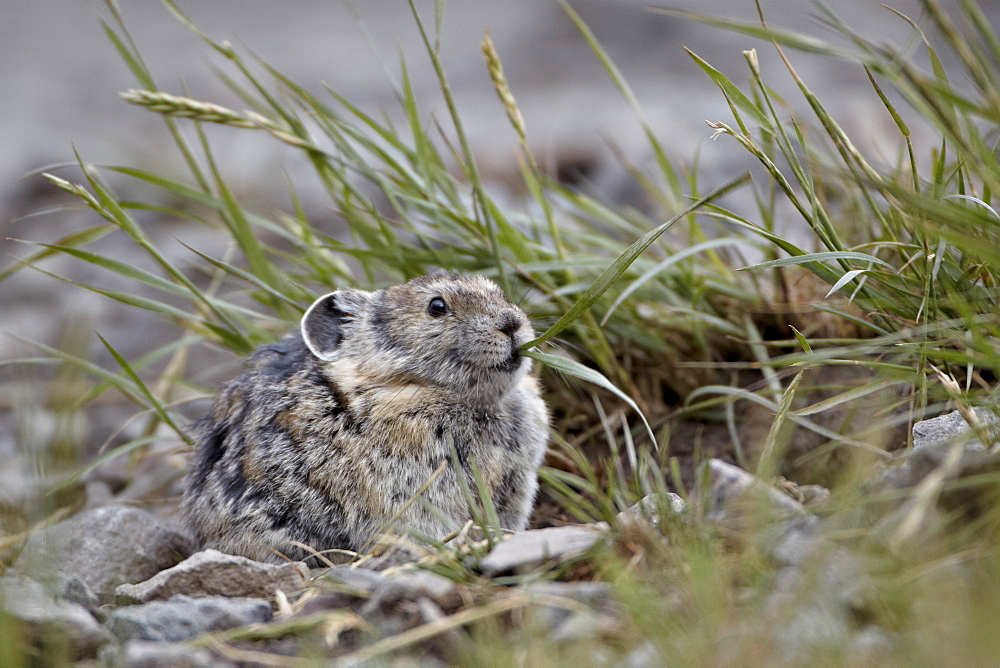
[427,297,448,317]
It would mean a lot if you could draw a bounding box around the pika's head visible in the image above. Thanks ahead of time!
[302,274,534,396]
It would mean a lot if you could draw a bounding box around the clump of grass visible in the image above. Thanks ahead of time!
[671,0,1000,460]
[8,0,773,476]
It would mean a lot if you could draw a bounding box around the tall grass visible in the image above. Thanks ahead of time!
[9,0,769,478]
[673,0,1000,454]
[5,0,1000,663]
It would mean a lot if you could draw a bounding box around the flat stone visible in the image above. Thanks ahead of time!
[0,574,110,659]
[296,567,387,614]
[698,459,809,526]
[694,460,824,567]
[115,549,308,604]
[57,574,100,613]
[519,581,617,632]
[872,408,1000,492]
[100,640,223,668]
[479,525,609,576]
[549,608,620,642]
[848,625,897,664]
[105,595,271,642]
[317,566,387,595]
[357,570,465,640]
[410,597,464,652]
[912,407,998,453]
[617,493,685,527]
[907,408,1000,478]
[625,642,661,667]
[521,581,614,610]
[765,545,873,662]
[764,515,822,567]
[13,505,195,600]
[360,570,463,615]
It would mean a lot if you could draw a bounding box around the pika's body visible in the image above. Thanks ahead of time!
[181,274,548,562]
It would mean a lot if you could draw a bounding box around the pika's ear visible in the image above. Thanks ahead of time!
[301,290,370,361]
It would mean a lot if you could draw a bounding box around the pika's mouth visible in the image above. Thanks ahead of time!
[496,347,522,373]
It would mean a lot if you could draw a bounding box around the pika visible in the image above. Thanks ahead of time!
[181,273,548,562]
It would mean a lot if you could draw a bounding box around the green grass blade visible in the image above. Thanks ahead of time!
[654,9,858,60]
[27,243,194,298]
[755,369,803,479]
[740,251,894,271]
[14,335,147,407]
[75,335,205,408]
[0,224,115,282]
[179,242,305,310]
[195,126,281,297]
[49,434,173,493]
[602,237,754,325]
[524,174,748,349]
[824,269,871,298]
[26,262,251,353]
[523,349,656,448]
[96,333,192,445]
[100,20,156,90]
[685,48,776,134]
[791,379,899,417]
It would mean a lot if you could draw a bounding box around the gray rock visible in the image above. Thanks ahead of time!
[355,570,465,640]
[521,581,614,610]
[360,570,463,615]
[115,549,308,604]
[549,608,620,642]
[871,408,1000,494]
[848,625,896,664]
[903,408,1000,482]
[100,640,222,668]
[616,493,685,527]
[912,407,998,452]
[357,597,426,641]
[0,574,110,659]
[695,460,825,565]
[625,642,661,667]
[479,525,609,576]
[518,581,617,632]
[58,574,100,613]
[870,494,948,552]
[797,485,832,508]
[765,546,873,662]
[413,597,465,651]
[318,566,387,595]
[105,595,271,642]
[13,505,195,599]
[297,567,387,614]
[697,459,809,527]
[764,515,822,568]
[81,479,116,512]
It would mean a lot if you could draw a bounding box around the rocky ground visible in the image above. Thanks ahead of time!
[2,408,996,665]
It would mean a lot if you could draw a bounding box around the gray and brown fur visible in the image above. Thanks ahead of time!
[181,274,549,562]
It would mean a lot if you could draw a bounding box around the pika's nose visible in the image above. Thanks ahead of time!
[496,309,524,337]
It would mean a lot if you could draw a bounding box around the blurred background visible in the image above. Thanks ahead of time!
[1,0,939,345]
